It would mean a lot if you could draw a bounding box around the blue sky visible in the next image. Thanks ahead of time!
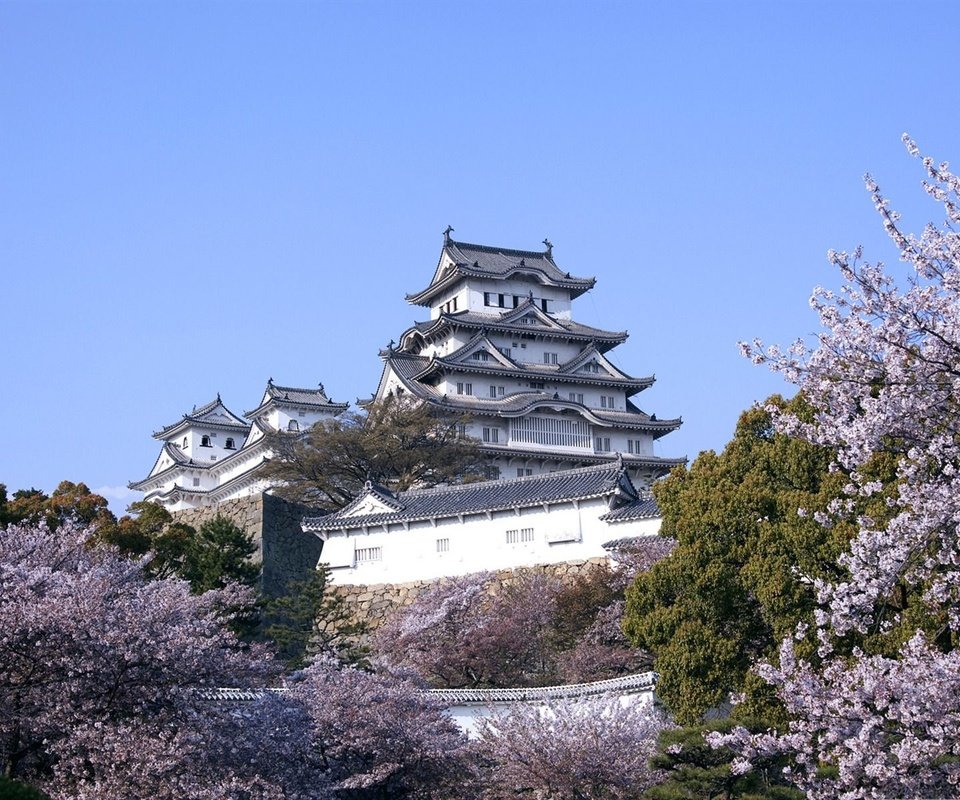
[2,0,958,513]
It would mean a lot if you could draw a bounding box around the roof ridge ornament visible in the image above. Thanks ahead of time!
[443,225,454,244]
[542,238,553,258]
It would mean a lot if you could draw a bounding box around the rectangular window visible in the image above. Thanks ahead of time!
[452,297,458,311]
[355,546,382,563]
[192,477,201,487]
[210,455,217,461]
[601,395,615,409]
[528,381,545,390]
[541,298,550,313]
[456,382,473,395]
[484,292,495,306]
[517,468,533,477]
[489,385,505,398]
[499,347,511,358]
[543,352,558,365]
[482,427,499,443]
[456,423,467,439]
[436,538,450,553]
[584,362,600,374]
[511,415,591,448]
[507,528,535,544]
[594,437,611,452]
[568,392,584,404]
[513,295,521,308]
[499,294,506,307]
[473,351,489,362]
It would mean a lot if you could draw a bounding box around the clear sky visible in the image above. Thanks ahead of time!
[2,0,958,513]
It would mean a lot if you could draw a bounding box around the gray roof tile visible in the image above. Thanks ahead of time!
[303,460,646,531]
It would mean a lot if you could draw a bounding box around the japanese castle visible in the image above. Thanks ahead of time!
[131,231,683,510]
[371,229,683,485]
[130,381,347,510]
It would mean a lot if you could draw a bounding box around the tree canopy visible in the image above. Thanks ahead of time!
[261,397,485,509]
[715,137,960,796]
[622,394,864,725]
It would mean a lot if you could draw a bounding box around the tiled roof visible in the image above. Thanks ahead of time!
[245,379,348,418]
[197,672,657,704]
[154,396,251,439]
[599,495,661,522]
[427,671,657,704]
[407,237,596,306]
[401,305,626,351]
[382,353,679,434]
[385,347,655,396]
[303,461,640,532]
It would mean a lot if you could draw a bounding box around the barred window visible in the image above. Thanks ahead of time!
[506,528,534,544]
[355,546,382,563]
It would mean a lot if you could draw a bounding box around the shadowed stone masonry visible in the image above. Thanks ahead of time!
[172,493,322,598]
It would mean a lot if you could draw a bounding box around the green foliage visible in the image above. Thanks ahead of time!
[0,776,52,800]
[262,396,485,509]
[0,481,115,531]
[645,720,803,800]
[624,395,858,725]
[180,514,259,593]
[261,565,369,668]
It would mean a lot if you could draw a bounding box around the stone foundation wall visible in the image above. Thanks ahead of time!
[330,557,610,632]
[172,494,322,597]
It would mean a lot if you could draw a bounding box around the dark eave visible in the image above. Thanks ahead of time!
[406,237,595,307]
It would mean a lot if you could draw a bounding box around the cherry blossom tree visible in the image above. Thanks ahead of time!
[474,699,668,800]
[723,138,960,796]
[0,520,328,799]
[372,571,562,688]
[289,659,477,799]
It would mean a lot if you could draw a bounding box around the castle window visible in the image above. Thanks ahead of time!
[436,538,450,553]
[528,381,545,390]
[484,292,495,307]
[355,546,382,563]
[473,351,489,362]
[543,352,558,365]
[584,362,600,374]
[288,420,299,432]
[506,527,534,544]
[541,298,550,313]
[594,436,611,452]
[456,423,467,438]
[517,468,533,477]
[193,477,200,487]
[568,392,584,403]
[513,295,521,308]
[601,395,615,409]
[482,427,499,443]
[200,435,211,447]
[499,347,511,358]
[456,382,472,395]
[182,437,188,449]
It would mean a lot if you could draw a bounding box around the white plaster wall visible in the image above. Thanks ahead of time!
[319,499,661,585]
[444,688,656,738]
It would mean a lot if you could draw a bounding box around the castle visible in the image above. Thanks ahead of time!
[131,231,684,583]
[371,229,683,485]
[129,381,346,511]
